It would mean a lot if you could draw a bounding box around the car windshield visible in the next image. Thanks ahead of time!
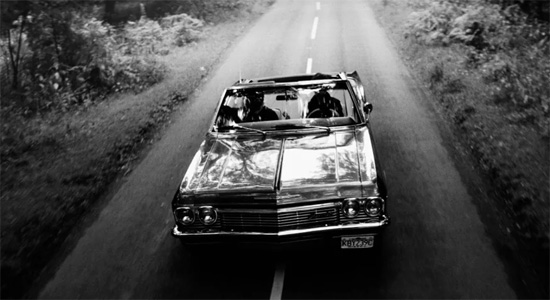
[214,81,359,132]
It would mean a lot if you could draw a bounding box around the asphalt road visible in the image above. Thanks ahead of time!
[39,0,520,298]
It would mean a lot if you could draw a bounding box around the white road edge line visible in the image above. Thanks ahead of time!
[270,262,286,300]
[316,2,321,10]
[311,17,319,39]
[306,58,313,74]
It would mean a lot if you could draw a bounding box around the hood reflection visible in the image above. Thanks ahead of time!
[181,128,375,196]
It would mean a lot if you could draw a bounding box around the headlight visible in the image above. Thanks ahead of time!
[365,198,383,216]
[174,207,195,225]
[342,199,360,218]
[198,206,218,225]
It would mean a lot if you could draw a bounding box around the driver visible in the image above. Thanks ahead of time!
[307,88,344,118]
[242,92,279,122]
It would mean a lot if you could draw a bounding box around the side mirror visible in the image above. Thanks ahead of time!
[363,102,373,115]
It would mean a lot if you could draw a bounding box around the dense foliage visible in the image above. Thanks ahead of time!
[0,1,214,114]
[405,0,550,135]
[396,1,549,296]
[489,0,550,21]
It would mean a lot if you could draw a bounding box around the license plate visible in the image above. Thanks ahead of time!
[341,235,374,249]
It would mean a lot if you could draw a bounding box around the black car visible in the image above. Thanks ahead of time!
[171,71,390,250]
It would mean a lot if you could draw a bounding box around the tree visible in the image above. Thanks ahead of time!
[1,1,32,90]
[104,0,116,23]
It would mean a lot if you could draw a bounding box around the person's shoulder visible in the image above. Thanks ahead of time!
[331,96,343,105]
[262,106,278,119]
[266,106,278,115]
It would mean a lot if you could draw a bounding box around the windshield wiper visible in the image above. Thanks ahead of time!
[274,124,331,134]
[217,124,266,136]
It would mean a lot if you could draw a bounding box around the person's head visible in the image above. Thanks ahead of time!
[316,88,331,106]
[244,91,265,114]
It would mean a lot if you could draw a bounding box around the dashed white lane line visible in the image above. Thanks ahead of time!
[270,262,286,300]
[311,17,319,40]
[316,2,321,10]
[306,58,313,74]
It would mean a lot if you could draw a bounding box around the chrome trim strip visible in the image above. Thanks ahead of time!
[274,138,285,192]
[333,133,340,183]
[217,202,341,214]
[228,79,343,90]
[209,125,359,138]
[354,128,363,186]
[283,181,369,189]
[216,140,234,190]
[172,216,390,237]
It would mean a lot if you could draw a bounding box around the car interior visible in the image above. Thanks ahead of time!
[215,83,358,128]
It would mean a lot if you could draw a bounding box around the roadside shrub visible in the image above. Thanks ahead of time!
[405,1,463,45]
[0,9,175,113]
[481,45,550,131]
[160,13,204,46]
[107,0,245,25]
[110,56,166,94]
[405,0,503,47]
[405,0,549,51]
[443,78,465,94]
[406,0,550,133]
[21,12,119,110]
[181,0,245,23]
[429,63,445,87]
[121,19,164,56]
[121,13,203,55]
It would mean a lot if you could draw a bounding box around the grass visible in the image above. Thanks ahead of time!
[0,1,274,298]
[371,0,549,298]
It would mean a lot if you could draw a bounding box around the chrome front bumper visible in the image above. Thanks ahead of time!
[172,215,390,238]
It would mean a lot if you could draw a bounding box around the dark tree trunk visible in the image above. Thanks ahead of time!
[7,15,26,90]
[104,0,116,24]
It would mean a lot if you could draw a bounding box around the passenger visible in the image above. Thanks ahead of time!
[216,105,241,127]
[307,88,344,118]
[242,92,279,122]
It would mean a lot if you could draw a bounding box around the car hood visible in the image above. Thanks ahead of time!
[179,127,378,205]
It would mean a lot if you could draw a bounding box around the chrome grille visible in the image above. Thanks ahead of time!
[220,206,340,232]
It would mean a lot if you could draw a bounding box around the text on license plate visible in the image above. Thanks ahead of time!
[341,235,374,249]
